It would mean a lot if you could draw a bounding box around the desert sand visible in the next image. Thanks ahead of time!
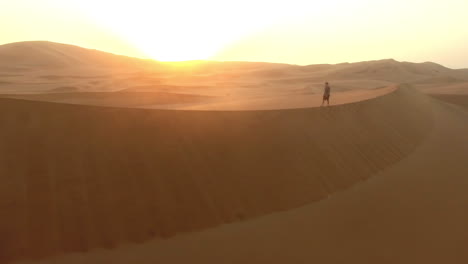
[0,41,467,264]
[14,90,468,264]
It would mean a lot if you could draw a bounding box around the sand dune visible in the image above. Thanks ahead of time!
[0,85,433,263]
[1,41,468,264]
[23,91,468,264]
[11,87,468,264]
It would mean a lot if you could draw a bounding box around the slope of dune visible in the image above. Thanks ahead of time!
[0,86,433,263]
[431,94,468,109]
[414,81,468,95]
[13,88,468,264]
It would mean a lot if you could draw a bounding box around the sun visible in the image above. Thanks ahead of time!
[66,0,292,62]
[122,22,233,61]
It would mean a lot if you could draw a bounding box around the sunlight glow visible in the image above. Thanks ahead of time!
[2,0,468,67]
[67,0,300,61]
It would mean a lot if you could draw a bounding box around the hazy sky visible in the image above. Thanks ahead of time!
[1,0,467,68]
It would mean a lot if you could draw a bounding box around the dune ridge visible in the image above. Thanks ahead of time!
[0,86,433,263]
[0,92,213,108]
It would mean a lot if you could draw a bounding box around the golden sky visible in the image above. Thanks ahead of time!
[1,0,467,68]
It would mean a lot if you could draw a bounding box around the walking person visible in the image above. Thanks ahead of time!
[321,82,331,106]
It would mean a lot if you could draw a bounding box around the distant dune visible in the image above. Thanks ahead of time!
[0,42,467,104]
[0,41,158,71]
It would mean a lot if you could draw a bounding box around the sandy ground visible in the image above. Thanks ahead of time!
[1,41,468,264]
[0,86,432,263]
[11,87,468,264]
[431,94,468,109]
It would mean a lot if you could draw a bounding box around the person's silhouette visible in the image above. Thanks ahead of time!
[321,82,331,106]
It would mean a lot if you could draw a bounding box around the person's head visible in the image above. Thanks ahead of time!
[325,82,329,85]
